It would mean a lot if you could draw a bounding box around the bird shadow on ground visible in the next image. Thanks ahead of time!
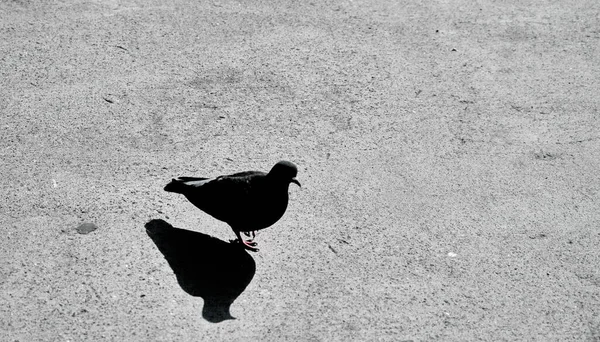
[145,219,256,323]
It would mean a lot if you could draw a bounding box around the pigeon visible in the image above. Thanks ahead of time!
[164,161,301,251]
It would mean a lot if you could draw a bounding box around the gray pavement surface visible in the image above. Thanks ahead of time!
[1,0,599,341]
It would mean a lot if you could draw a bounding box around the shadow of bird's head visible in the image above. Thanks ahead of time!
[269,160,301,187]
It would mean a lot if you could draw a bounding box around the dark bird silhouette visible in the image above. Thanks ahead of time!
[164,161,301,251]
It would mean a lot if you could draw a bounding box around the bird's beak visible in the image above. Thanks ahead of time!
[291,178,301,187]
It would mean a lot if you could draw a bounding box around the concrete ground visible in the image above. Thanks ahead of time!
[1,0,599,341]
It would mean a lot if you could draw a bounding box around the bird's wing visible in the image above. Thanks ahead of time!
[179,171,266,222]
[209,171,265,193]
[177,176,209,181]
[182,171,263,188]
[224,171,263,178]
[177,177,213,188]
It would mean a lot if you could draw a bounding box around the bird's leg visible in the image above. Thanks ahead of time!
[243,230,256,241]
[234,230,259,251]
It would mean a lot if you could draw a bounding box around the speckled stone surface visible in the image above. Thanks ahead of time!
[1,0,599,341]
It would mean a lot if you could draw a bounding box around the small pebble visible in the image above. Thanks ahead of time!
[76,223,98,234]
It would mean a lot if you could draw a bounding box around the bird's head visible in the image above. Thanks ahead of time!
[269,160,301,187]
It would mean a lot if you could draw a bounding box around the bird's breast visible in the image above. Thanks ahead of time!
[229,187,287,230]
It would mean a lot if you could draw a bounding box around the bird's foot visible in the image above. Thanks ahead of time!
[233,230,259,252]
[240,239,259,252]
[229,238,259,251]
[243,239,257,247]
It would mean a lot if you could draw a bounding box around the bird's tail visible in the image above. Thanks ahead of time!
[164,178,188,194]
[164,177,209,194]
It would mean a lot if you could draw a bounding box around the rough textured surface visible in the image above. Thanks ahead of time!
[1,0,599,341]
